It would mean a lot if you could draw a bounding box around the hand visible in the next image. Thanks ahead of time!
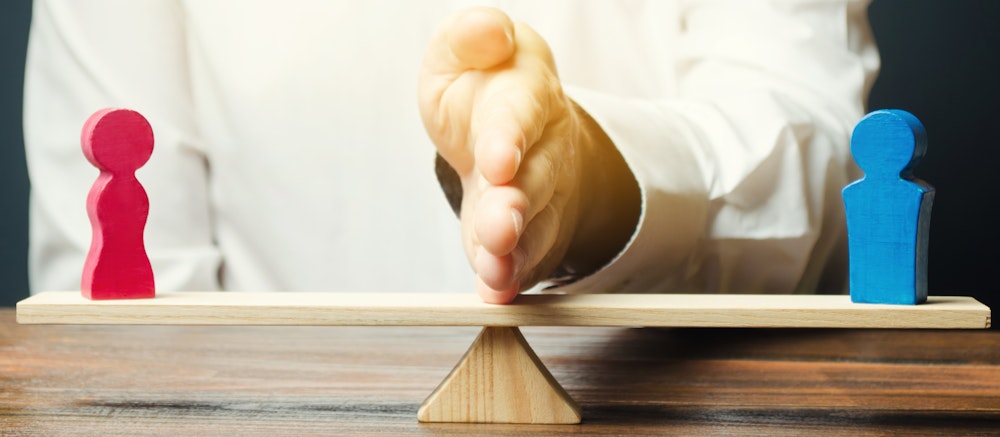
[418,7,640,304]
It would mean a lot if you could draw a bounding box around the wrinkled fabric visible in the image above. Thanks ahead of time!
[24,0,876,294]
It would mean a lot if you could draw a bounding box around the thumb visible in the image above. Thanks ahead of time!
[445,7,516,71]
[418,7,517,172]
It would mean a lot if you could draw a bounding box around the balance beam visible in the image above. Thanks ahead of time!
[15,292,991,425]
[17,291,990,328]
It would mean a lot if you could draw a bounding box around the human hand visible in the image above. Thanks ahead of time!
[418,7,639,304]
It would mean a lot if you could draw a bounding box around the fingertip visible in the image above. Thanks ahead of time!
[475,187,526,255]
[475,129,523,185]
[473,245,516,288]
[448,7,515,70]
[476,275,520,304]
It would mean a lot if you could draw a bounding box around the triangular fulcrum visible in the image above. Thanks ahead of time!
[417,326,581,424]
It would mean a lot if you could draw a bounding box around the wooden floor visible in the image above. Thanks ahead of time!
[17,291,991,328]
[1,308,998,435]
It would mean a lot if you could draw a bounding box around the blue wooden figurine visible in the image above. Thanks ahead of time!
[843,109,933,304]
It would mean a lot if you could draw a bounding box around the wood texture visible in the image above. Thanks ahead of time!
[418,327,581,424]
[80,108,155,300]
[1,309,998,435]
[17,292,990,328]
[843,109,933,304]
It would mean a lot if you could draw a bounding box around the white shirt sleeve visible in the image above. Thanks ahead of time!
[24,0,221,292]
[557,0,879,294]
[24,0,876,296]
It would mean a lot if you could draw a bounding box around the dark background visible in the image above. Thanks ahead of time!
[1,1,997,317]
[1,1,31,307]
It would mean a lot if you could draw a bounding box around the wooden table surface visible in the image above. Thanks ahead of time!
[1,308,997,436]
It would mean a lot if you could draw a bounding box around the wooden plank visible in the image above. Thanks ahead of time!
[16,292,989,328]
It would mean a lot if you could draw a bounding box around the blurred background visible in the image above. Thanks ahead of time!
[1,1,997,318]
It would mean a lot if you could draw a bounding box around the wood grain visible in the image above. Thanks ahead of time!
[1,309,997,435]
[17,292,990,328]
[418,327,581,424]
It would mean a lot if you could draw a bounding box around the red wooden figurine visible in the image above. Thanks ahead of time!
[80,108,155,300]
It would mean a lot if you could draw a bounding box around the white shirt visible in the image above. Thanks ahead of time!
[24,0,878,294]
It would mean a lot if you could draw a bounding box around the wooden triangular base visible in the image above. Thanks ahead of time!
[417,326,581,424]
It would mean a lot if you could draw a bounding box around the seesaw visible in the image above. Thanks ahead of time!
[24,102,990,424]
[17,291,991,424]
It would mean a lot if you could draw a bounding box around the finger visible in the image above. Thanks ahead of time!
[418,7,515,107]
[420,7,515,77]
[447,7,515,70]
[474,199,567,294]
[474,84,550,185]
[418,7,516,175]
[475,184,527,256]
[476,274,520,305]
[474,135,564,255]
[509,202,565,287]
[473,245,518,291]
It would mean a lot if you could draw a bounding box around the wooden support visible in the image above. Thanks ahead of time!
[417,327,581,424]
[16,292,990,329]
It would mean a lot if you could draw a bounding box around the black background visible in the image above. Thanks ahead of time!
[1,1,997,317]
